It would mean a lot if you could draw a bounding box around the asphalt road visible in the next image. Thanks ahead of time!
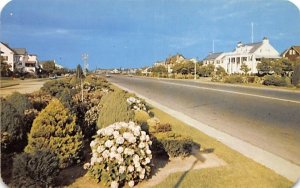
[108,75,300,166]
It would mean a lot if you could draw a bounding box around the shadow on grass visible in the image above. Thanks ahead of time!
[174,145,214,188]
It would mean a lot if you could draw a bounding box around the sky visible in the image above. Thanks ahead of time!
[0,0,300,69]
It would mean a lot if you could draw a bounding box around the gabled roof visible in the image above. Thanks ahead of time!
[203,52,223,60]
[281,46,300,56]
[13,48,27,55]
[0,42,14,52]
[237,42,263,53]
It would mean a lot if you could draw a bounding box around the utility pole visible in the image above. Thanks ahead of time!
[251,22,254,43]
[194,60,197,80]
[212,39,215,53]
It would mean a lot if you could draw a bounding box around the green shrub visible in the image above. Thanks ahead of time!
[292,63,300,87]
[97,90,134,129]
[155,132,194,157]
[6,92,32,115]
[27,91,53,111]
[147,117,161,133]
[247,76,256,83]
[263,75,288,86]
[11,150,60,188]
[155,123,172,133]
[41,79,73,97]
[224,75,244,84]
[134,110,150,123]
[25,99,83,168]
[0,98,24,152]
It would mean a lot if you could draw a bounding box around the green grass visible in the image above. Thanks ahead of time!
[151,107,292,188]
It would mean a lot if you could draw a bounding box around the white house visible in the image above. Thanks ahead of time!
[26,54,39,73]
[0,42,15,71]
[203,37,280,74]
[13,48,29,72]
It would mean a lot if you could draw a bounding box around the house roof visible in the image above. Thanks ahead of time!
[13,48,27,55]
[0,42,14,52]
[237,42,263,53]
[203,52,223,60]
[281,46,300,56]
[292,46,300,54]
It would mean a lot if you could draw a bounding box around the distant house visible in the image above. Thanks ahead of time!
[13,48,29,72]
[26,54,39,73]
[281,46,300,61]
[0,42,15,71]
[202,37,280,74]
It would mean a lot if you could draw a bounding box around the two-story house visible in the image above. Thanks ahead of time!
[281,46,300,61]
[0,42,15,71]
[203,37,280,74]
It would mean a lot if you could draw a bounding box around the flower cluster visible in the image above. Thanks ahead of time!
[85,122,152,188]
[127,97,149,112]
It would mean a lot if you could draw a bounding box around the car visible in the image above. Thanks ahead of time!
[105,74,111,78]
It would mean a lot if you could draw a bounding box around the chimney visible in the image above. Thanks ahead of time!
[237,41,243,47]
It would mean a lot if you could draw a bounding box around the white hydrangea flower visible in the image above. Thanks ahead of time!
[128,136,136,144]
[145,157,151,164]
[139,173,145,180]
[146,149,151,155]
[90,140,96,147]
[102,150,110,159]
[97,146,105,153]
[133,154,140,163]
[128,180,135,187]
[128,165,134,172]
[104,127,114,136]
[138,142,145,149]
[116,136,125,144]
[117,146,124,154]
[119,165,126,174]
[111,146,117,152]
[105,140,114,148]
[111,181,119,188]
[113,131,119,138]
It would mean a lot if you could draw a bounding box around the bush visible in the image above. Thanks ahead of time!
[41,79,73,97]
[0,98,24,152]
[155,132,194,158]
[25,99,83,168]
[86,122,152,187]
[263,75,288,86]
[27,91,53,111]
[155,123,172,133]
[6,92,33,115]
[11,150,60,188]
[97,90,134,129]
[292,63,300,87]
[147,117,161,133]
[224,75,244,84]
[134,110,150,124]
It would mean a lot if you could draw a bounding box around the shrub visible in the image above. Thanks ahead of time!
[11,150,60,188]
[134,110,150,124]
[25,99,83,168]
[263,75,288,86]
[155,132,194,158]
[97,90,134,129]
[147,117,161,133]
[155,123,172,133]
[85,122,152,187]
[6,92,33,115]
[27,91,53,111]
[0,98,24,152]
[292,63,300,87]
[224,75,244,84]
[216,66,227,76]
[41,79,73,97]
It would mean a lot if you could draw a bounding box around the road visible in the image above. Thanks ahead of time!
[108,75,300,166]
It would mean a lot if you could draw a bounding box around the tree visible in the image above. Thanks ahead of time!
[41,61,56,74]
[0,62,12,77]
[76,64,84,79]
[25,99,83,168]
[216,66,227,76]
[240,63,251,74]
[11,150,60,188]
[0,98,25,152]
[257,58,273,74]
[198,64,215,77]
[150,65,167,74]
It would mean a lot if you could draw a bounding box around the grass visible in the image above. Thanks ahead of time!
[0,79,20,88]
[150,107,292,188]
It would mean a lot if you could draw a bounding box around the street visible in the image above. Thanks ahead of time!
[108,75,300,166]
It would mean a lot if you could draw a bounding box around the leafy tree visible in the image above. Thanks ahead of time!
[216,66,227,76]
[11,150,60,188]
[41,61,56,74]
[198,64,215,77]
[240,63,251,74]
[41,79,73,97]
[97,90,134,129]
[292,63,300,87]
[0,98,25,152]
[257,58,273,74]
[0,62,12,77]
[150,65,167,74]
[25,99,83,168]
[6,92,32,115]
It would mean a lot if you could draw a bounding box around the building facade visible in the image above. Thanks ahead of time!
[0,42,15,71]
[203,37,280,74]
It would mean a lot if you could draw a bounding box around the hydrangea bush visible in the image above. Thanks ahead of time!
[127,97,149,113]
[85,122,152,188]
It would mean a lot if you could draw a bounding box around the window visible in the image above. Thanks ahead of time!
[289,50,293,55]
[293,50,296,55]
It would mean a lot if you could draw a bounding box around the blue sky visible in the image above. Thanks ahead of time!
[1,0,300,69]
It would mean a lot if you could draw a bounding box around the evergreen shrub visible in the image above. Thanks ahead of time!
[11,150,59,188]
[25,99,83,168]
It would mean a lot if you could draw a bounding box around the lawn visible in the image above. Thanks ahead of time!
[69,105,292,188]
[151,107,292,188]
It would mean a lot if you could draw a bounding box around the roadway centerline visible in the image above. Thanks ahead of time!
[159,80,300,104]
